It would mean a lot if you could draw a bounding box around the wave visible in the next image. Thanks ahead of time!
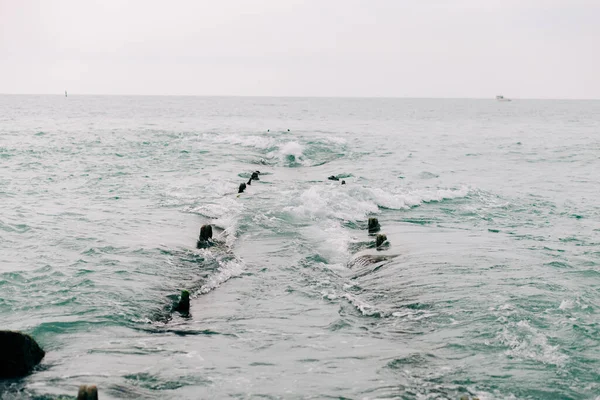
[197,256,245,295]
[196,132,347,167]
[269,141,305,167]
[284,184,471,222]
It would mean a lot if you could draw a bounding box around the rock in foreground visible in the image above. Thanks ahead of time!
[0,330,45,378]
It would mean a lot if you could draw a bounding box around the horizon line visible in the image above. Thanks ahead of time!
[1,93,599,101]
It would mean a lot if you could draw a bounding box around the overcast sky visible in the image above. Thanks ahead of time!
[1,0,598,98]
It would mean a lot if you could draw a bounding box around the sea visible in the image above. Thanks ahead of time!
[0,95,599,399]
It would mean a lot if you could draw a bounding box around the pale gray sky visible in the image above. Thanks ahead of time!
[1,0,598,98]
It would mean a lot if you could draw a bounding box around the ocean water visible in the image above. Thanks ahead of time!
[1,95,599,399]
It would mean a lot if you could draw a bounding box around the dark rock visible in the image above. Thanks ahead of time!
[341,180,346,185]
[238,183,246,193]
[173,290,190,314]
[328,175,339,181]
[77,385,99,400]
[0,331,45,378]
[376,234,387,248]
[247,177,252,185]
[368,218,380,233]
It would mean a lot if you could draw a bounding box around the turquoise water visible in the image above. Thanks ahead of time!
[1,95,599,399]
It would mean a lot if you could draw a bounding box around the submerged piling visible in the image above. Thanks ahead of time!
[376,234,387,248]
[174,290,190,314]
[76,385,98,400]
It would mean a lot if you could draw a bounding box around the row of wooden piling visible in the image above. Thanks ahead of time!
[368,217,388,248]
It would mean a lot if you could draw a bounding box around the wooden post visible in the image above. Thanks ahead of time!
[77,385,98,400]
[368,218,380,233]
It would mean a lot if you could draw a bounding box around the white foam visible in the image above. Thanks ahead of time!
[198,133,277,150]
[301,220,352,264]
[197,258,245,295]
[391,309,438,321]
[559,299,574,310]
[284,185,378,222]
[278,183,472,266]
[558,297,588,311]
[284,184,471,222]
[343,293,386,317]
[268,141,307,166]
[371,186,471,210]
[188,195,244,248]
[324,136,347,145]
[498,320,568,366]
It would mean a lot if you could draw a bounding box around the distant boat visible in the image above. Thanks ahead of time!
[496,95,511,102]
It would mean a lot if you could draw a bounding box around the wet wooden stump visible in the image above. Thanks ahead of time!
[368,217,380,233]
[77,384,98,400]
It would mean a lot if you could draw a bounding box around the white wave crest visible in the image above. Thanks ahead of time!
[197,258,245,295]
[285,184,471,222]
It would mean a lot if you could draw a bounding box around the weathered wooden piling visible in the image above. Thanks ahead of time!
[77,384,99,400]
[368,217,380,233]
[376,234,387,247]
[197,224,213,248]
[174,290,190,313]
[199,224,212,242]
